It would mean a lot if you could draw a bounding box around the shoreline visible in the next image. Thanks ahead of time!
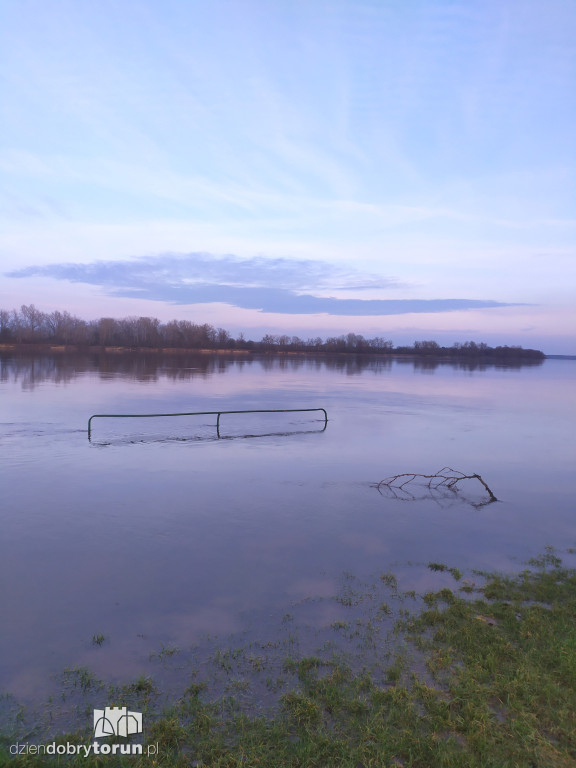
[0,342,549,363]
[2,549,575,766]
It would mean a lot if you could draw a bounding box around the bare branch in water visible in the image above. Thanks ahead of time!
[372,467,498,508]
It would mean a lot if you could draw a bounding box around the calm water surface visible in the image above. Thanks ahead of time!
[1,353,575,710]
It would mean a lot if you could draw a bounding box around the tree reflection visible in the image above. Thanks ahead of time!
[0,350,543,390]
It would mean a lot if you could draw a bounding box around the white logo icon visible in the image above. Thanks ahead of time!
[93,707,143,738]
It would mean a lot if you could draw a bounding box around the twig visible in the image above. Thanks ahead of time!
[372,467,498,506]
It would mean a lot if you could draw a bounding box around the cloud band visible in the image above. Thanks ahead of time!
[7,253,521,316]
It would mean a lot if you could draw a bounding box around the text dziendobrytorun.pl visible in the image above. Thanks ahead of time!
[10,742,159,757]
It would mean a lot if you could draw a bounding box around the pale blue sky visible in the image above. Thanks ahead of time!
[1,0,574,351]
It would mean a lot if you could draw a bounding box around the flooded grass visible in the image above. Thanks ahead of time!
[1,550,575,766]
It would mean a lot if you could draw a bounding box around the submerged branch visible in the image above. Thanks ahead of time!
[372,467,498,507]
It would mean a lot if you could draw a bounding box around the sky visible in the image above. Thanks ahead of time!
[1,0,575,352]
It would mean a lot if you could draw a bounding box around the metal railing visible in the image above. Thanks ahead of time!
[88,408,328,440]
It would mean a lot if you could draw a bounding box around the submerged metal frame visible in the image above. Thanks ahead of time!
[88,408,328,440]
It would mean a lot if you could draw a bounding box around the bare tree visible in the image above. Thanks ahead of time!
[0,309,12,341]
[19,304,46,341]
[98,318,118,346]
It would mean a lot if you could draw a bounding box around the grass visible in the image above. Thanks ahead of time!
[61,667,98,693]
[149,644,180,661]
[118,676,155,696]
[428,562,463,581]
[1,551,575,767]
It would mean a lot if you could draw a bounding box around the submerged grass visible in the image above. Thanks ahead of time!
[2,552,575,767]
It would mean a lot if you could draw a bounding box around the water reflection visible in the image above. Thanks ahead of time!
[396,357,543,373]
[89,422,328,446]
[0,350,573,726]
[91,427,328,448]
[0,350,542,389]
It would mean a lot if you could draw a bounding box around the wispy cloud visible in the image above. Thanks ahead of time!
[8,253,397,291]
[8,254,520,316]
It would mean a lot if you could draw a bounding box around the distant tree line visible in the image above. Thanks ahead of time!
[0,304,545,360]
